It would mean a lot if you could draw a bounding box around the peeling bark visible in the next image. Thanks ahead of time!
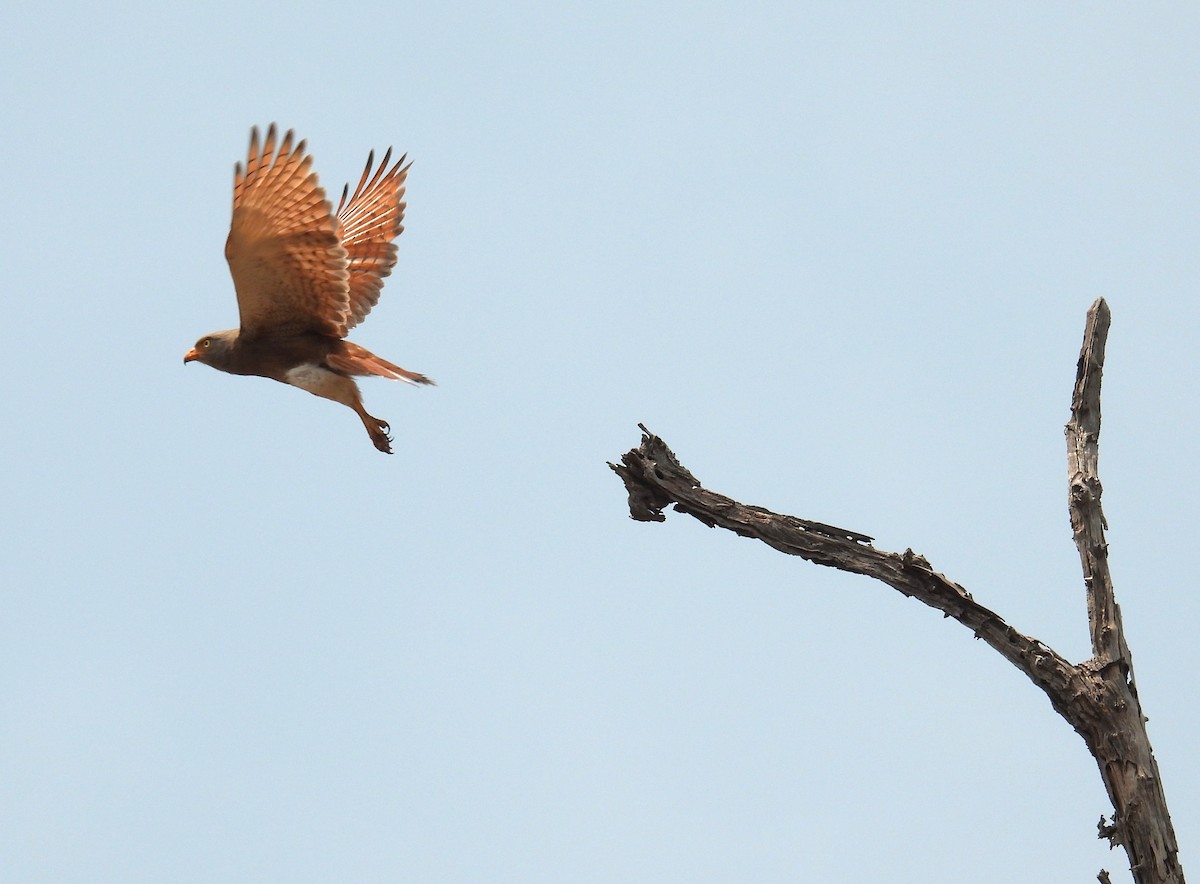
[609,300,1183,884]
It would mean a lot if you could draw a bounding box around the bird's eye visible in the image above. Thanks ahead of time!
[203,339,211,348]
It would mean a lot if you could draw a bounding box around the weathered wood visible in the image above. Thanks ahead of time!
[609,299,1183,884]
[1065,300,1181,884]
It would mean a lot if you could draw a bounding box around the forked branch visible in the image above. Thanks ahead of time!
[609,300,1182,884]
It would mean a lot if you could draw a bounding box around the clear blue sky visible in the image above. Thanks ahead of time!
[3,3,1198,881]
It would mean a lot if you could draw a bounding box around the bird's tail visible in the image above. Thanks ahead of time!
[326,341,435,386]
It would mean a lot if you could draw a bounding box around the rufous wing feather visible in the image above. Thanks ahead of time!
[335,148,411,331]
[226,124,351,339]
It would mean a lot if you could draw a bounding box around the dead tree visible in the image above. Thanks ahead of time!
[609,300,1182,884]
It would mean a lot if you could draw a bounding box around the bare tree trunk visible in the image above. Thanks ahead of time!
[609,300,1183,884]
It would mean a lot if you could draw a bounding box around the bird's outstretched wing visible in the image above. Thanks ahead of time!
[225,125,351,339]
[334,148,410,332]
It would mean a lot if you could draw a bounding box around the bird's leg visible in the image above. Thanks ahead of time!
[284,364,394,454]
[354,406,394,454]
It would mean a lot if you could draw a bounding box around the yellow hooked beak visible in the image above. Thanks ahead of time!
[183,348,200,364]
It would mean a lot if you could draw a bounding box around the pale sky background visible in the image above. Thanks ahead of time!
[2,3,1198,882]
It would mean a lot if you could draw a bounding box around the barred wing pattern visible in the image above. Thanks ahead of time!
[225,125,351,339]
[334,148,411,334]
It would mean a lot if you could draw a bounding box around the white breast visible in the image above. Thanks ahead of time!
[284,364,337,396]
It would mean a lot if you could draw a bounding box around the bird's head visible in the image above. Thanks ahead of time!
[184,329,239,368]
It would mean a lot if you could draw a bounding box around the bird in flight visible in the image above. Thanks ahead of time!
[185,124,432,453]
